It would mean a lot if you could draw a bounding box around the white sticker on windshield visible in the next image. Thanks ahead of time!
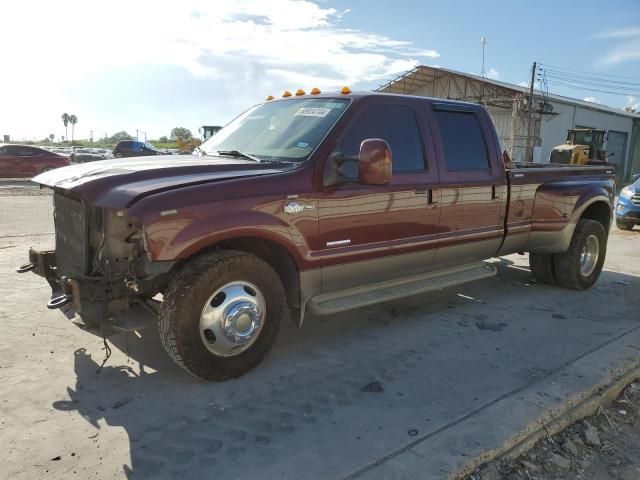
[295,107,331,118]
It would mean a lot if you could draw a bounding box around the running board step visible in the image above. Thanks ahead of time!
[307,261,497,316]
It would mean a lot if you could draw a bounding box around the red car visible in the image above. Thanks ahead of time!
[0,145,69,178]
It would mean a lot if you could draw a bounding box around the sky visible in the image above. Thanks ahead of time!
[1,0,639,141]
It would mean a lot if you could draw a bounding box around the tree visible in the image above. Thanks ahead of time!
[170,127,192,140]
[624,106,637,113]
[157,135,169,143]
[68,114,78,142]
[61,113,70,141]
[49,134,55,142]
[109,131,133,142]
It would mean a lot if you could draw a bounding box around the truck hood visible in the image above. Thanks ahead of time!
[32,154,287,208]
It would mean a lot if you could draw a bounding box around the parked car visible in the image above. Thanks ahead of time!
[112,140,165,158]
[21,91,615,381]
[0,144,69,178]
[615,174,640,230]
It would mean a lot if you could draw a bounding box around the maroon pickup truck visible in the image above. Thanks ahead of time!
[20,91,615,380]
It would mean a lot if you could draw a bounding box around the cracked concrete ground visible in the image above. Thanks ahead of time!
[1,187,639,480]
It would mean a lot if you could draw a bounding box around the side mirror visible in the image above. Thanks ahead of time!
[358,138,392,186]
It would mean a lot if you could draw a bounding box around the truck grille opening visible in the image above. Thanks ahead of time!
[54,193,88,276]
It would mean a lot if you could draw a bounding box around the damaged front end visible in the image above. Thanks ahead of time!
[18,190,174,333]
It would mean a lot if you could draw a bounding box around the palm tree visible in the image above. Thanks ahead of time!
[61,113,70,141]
[49,134,55,143]
[69,114,78,143]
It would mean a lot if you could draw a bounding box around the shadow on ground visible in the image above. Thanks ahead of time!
[51,262,640,479]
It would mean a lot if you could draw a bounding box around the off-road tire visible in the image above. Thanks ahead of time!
[553,219,607,290]
[528,252,557,284]
[159,250,286,381]
[616,220,633,231]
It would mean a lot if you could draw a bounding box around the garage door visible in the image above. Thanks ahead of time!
[607,131,627,183]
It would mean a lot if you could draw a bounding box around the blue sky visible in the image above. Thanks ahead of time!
[1,0,638,141]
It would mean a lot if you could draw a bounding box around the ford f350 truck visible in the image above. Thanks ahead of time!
[19,91,616,380]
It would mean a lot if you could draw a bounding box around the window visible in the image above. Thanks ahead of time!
[335,104,425,172]
[434,110,489,171]
[201,98,349,162]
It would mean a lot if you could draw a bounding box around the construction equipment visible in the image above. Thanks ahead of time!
[549,128,608,165]
[201,125,222,140]
[176,136,202,154]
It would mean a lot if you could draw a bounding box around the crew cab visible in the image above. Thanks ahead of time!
[20,91,615,380]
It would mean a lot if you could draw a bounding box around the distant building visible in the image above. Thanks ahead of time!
[377,65,640,183]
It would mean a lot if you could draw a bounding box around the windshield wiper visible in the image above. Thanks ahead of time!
[215,150,262,162]
[194,146,207,156]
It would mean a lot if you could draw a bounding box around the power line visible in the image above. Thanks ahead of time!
[540,69,640,88]
[542,80,640,97]
[540,74,640,93]
[537,62,640,82]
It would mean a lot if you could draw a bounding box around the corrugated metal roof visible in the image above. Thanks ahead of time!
[377,65,640,119]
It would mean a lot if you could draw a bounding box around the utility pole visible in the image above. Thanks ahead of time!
[526,61,536,162]
[136,129,139,141]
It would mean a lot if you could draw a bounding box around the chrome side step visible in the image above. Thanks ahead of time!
[307,261,497,316]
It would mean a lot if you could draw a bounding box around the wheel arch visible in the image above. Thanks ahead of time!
[176,235,303,325]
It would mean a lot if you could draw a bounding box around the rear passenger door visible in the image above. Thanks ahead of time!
[427,103,506,267]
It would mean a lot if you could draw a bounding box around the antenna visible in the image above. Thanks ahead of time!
[480,37,487,78]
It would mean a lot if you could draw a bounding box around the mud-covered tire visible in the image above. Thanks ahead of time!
[159,250,286,381]
[553,219,607,290]
[528,252,557,284]
[616,220,633,231]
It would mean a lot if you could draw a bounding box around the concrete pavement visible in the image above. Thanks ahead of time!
[1,191,639,480]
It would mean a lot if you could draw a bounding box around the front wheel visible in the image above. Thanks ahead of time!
[159,250,286,381]
[553,219,607,290]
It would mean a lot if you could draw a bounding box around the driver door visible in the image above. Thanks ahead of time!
[316,99,441,291]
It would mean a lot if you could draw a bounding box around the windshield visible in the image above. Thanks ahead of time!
[144,142,160,151]
[200,98,350,161]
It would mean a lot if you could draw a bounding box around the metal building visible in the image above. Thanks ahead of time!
[377,65,640,183]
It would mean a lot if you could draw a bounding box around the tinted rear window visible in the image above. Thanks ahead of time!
[434,110,489,171]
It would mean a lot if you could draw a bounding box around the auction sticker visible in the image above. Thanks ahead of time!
[295,107,331,118]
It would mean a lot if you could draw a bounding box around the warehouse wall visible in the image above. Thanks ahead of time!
[540,101,633,180]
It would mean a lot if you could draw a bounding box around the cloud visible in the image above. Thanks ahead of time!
[626,96,640,111]
[596,26,640,38]
[487,68,499,80]
[599,41,640,65]
[0,0,439,139]
[596,25,640,65]
[583,96,601,104]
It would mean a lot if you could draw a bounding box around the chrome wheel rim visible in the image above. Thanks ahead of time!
[579,235,599,277]
[199,281,266,357]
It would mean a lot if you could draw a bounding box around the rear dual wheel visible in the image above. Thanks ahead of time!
[529,219,607,291]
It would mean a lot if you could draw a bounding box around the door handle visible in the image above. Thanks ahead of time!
[491,185,499,200]
[414,188,427,195]
[428,188,438,208]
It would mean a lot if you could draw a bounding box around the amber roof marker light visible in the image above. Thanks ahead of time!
[295,89,306,96]
[310,87,321,95]
[282,90,292,97]
[340,86,351,94]
[266,95,275,101]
